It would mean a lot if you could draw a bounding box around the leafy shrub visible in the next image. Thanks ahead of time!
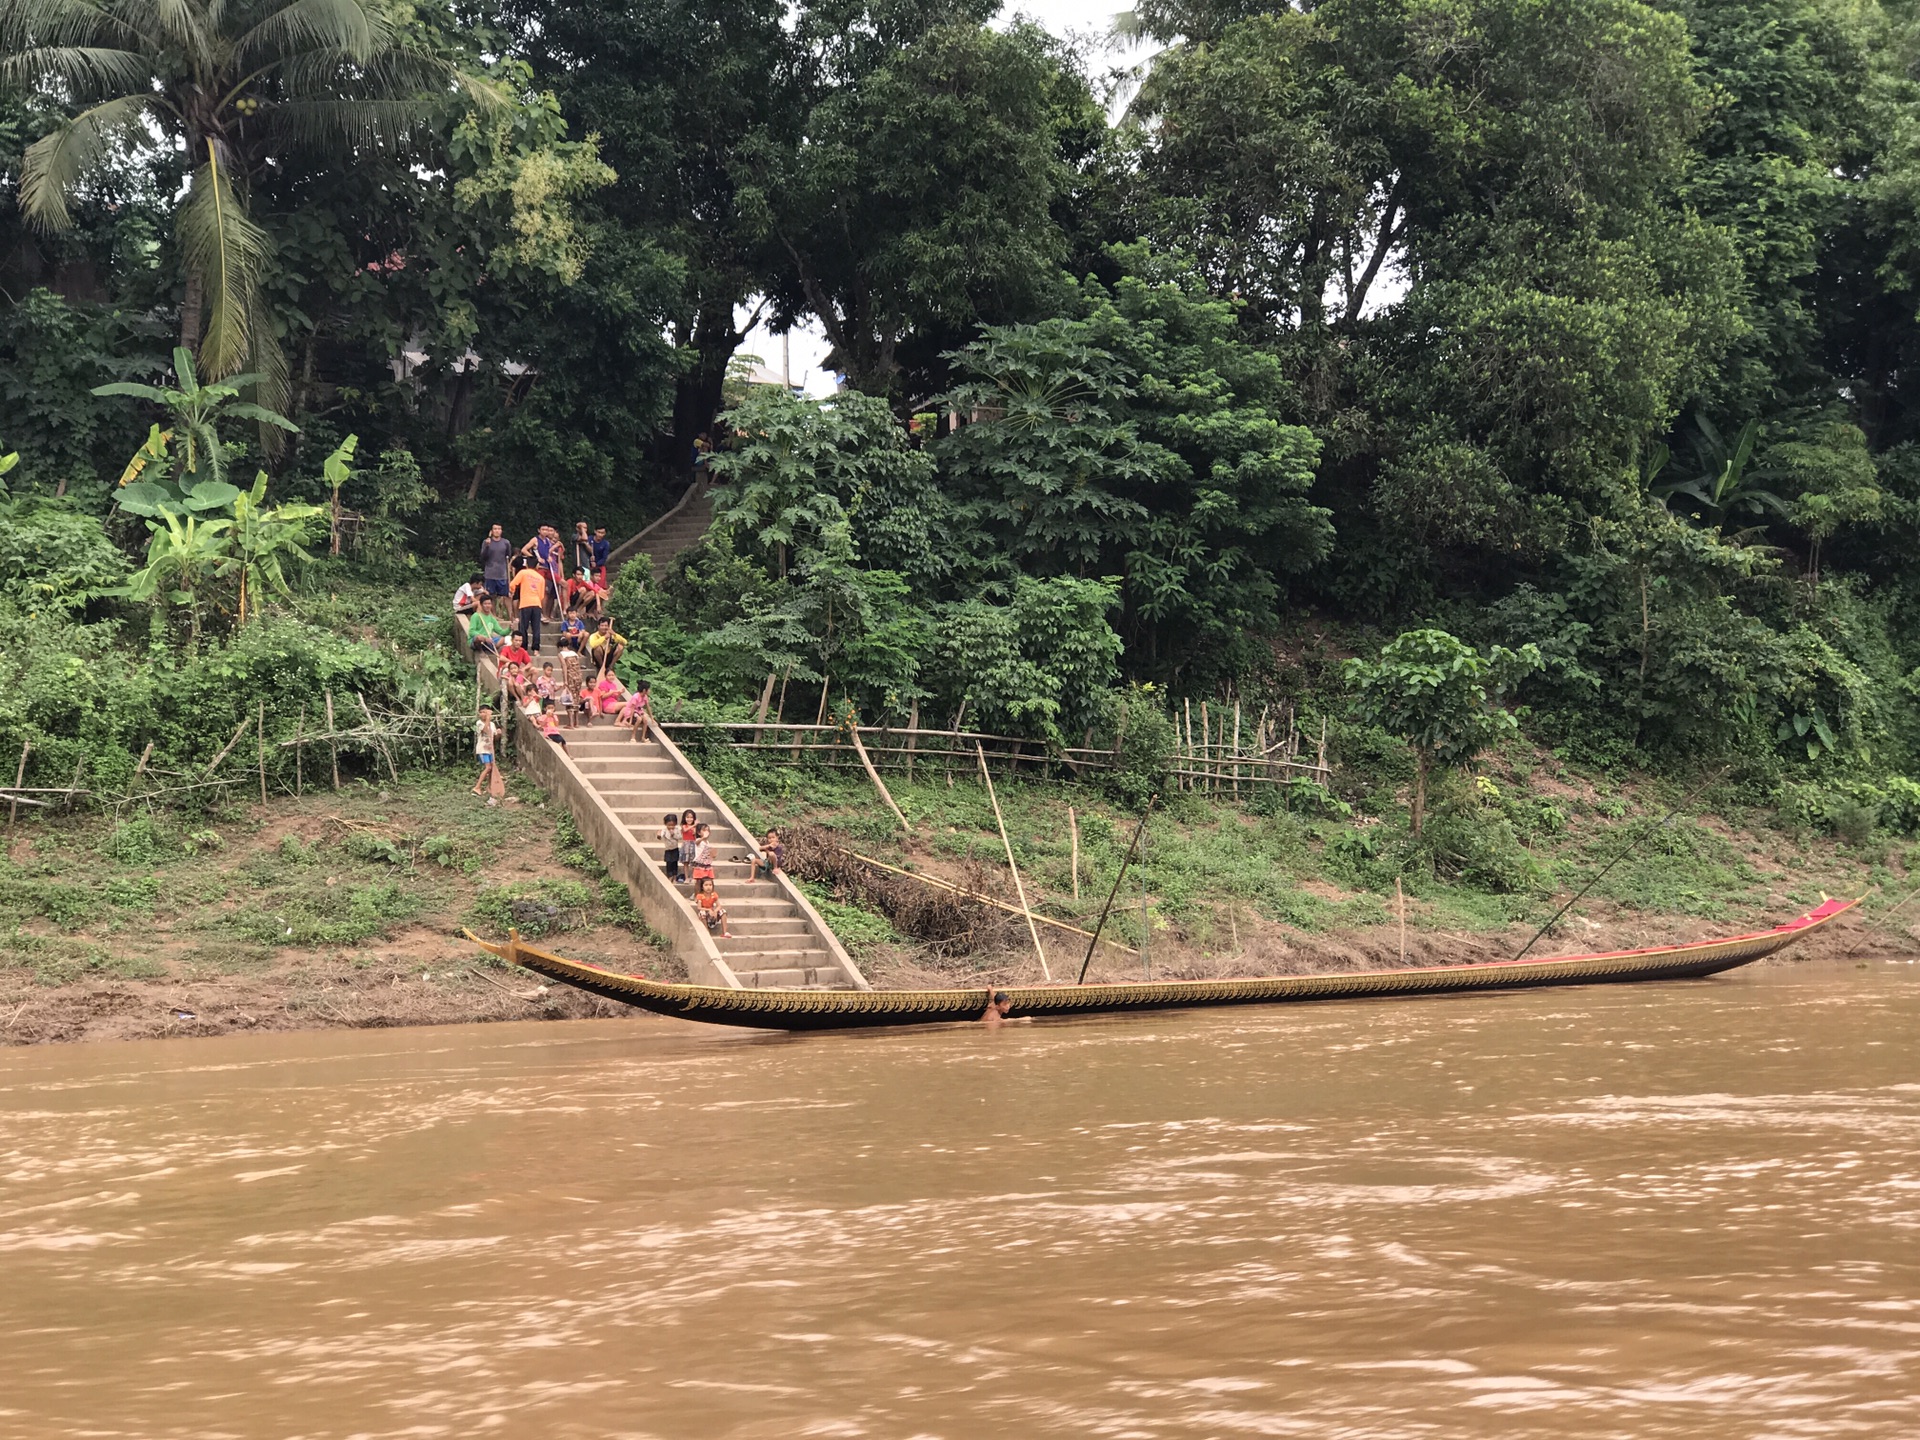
[344,830,408,866]
[1418,803,1546,894]
[100,816,171,865]
[1879,777,1920,835]
[1100,684,1175,808]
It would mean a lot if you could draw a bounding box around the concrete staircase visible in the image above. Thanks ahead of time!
[560,727,858,989]
[462,470,870,995]
[607,476,716,582]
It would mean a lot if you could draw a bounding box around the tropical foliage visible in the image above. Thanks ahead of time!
[8,0,1920,835]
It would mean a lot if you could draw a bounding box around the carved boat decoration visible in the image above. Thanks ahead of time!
[464,898,1856,1032]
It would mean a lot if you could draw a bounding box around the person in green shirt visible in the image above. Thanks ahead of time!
[467,596,510,655]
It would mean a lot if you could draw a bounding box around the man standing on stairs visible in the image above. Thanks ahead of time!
[479,524,513,601]
[509,557,547,653]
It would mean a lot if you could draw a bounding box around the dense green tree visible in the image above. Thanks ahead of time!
[0,0,466,384]
[736,9,1083,396]
[507,0,788,475]
[1346,629,1541,834]
[940,249,1329,683]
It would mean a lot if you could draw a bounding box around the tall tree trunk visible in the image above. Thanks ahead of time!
[180,268,204,356]
[651,298,751,480]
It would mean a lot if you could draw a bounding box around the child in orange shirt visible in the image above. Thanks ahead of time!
[694,877,731,937]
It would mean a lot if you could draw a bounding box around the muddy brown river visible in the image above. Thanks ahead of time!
[2,960,1917,1438]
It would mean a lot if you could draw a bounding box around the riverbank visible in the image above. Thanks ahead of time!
[2,753,1910,1046]
[0,773,673,1046]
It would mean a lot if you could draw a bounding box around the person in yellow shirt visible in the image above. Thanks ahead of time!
[508,559,547,652]
[585,616,627,677]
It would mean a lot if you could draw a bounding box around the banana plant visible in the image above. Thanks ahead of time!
[222,472,324,622]
[118,510,234,643]
[1652,417,1789,528]
[96,347,297,510]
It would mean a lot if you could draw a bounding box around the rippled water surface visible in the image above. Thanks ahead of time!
[3,961,1918,1438]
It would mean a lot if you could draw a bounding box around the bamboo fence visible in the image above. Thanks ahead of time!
[0,688,467,819]
[655,701,1331,791]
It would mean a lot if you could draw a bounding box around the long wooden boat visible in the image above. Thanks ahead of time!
[465,898,1857,1032]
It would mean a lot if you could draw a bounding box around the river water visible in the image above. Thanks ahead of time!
[2,961,1916,1439]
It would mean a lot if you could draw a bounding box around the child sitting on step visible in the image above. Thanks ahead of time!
[694,877,731,937]
[613,680,651,741]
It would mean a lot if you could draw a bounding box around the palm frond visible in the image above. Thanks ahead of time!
[142,0,213,67]
[19,90,156,228]
[240,307,294,459]
[177,148,272,378]
[264,96,438,152]
[0,0,154,54]
[0,42,150,97]
[232,0,382,68]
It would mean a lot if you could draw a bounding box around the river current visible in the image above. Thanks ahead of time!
[2,960,1916,1438]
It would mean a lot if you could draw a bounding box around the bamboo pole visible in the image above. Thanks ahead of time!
[200,716,252,779]
[1074,800,1155,983]
[847,720,910,833]
[65,755,85,813]
[754,672,776,724]
[8,740,28,825]
[294,706,305,797]
[257,701,267,804]
[132,742,154,782]
[1396,876,1406,965]
[976,742,1049,980]
[325,690,340,790]
[1233,700,1242,797]
[1200,700,1211,795]
[1068,805,1080,902]
[905,697,919,783]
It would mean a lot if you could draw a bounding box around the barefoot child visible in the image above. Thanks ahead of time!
[679,809,697,883]
[691,822,715,886]
[535,697,568,747]
[694,877,731,937]
[658,813,682,883]
[747,828,784,883]
[473,707,501,801]
[614,680,651,741]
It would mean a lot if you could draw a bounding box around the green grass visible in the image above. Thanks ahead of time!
[707,744,1879,953]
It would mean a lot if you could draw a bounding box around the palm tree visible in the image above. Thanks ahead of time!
[0,0,467,389]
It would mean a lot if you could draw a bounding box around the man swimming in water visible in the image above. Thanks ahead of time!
[979,990,1013,1025]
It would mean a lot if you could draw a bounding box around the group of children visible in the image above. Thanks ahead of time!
[462,520,614,654]
[656,814,788,938]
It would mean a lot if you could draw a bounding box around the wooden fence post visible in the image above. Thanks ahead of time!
[257,700,267,804]
[8,740,29,826]
[295,705,305,797]
[324,690,341,790]
[1069,805,1080,902]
